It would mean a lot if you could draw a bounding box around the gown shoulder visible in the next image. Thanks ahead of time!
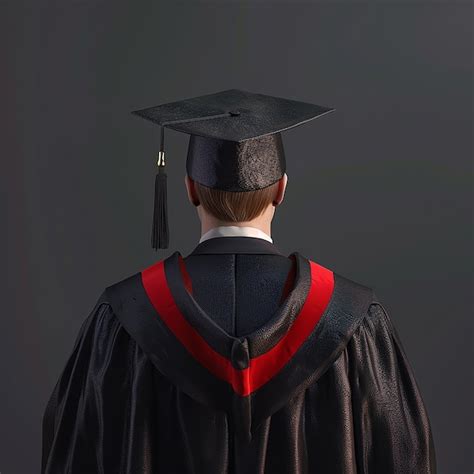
[342,293,437,473]
[41,289,143,474]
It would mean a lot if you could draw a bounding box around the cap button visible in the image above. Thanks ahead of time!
[231,338,249,369]
[228,110,241,117]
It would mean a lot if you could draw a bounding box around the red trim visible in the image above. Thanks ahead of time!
[178,257,193,294]
[141,257,334,397]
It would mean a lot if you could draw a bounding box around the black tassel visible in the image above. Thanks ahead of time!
[151,126,169,250]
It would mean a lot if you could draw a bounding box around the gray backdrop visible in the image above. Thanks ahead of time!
[2,0,472,473]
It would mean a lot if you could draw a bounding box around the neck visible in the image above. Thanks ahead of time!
[198,205,274,239]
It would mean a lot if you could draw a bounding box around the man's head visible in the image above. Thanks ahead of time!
[132,89,334,248]
[185,173,288,232]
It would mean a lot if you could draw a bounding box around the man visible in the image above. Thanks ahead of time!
[42,89,437,473]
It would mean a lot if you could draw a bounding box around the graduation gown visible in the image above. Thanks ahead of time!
[41,237,437,474]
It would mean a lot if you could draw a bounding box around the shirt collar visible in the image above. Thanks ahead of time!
[199,225,273,244]
[188,236,284,256]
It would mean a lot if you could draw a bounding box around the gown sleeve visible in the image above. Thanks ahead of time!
[347,297,437,474]
[41,291,136,474]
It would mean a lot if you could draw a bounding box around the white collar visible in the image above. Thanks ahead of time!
[199,225,273,244]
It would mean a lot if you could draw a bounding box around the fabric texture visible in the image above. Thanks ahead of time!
[41,238,436,473]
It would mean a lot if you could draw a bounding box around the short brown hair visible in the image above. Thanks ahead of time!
[194,180,279,222]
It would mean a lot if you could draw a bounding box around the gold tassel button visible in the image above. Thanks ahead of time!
[157,151,166,167]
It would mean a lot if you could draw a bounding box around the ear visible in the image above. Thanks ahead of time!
[184,175,200,206]
[273,173,288,207]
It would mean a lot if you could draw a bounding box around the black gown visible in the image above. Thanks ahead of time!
[41,237,437,474]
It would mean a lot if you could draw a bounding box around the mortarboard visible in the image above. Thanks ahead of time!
[131,89,335,250]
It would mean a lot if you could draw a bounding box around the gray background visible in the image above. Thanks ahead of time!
[2,0,472,473]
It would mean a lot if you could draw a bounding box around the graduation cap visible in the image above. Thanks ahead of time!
[131,89,335,250]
